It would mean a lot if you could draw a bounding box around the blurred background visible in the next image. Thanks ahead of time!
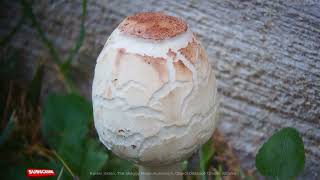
[0,0,319,179]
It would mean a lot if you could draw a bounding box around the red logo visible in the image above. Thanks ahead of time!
[26,168,55,178]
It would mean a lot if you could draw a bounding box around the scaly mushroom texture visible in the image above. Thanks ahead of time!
[92,12,218,166]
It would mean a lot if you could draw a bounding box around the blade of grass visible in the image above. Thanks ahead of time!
[20,0,86,94]
[20,0,74,92]
[214,165,223,180]
[199,148,207,180]
[52,150,76,178]
[30,145,77,178]
[57,166,64,180]
[62,0,87,71]
[200,139,215,180]
[20,0,61,65]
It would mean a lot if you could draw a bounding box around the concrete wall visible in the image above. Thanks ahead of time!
[1,0,319,179]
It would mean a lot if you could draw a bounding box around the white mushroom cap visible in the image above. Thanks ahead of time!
[92,12,218,166]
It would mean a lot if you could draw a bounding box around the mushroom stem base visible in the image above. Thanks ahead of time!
[139,163,182,180]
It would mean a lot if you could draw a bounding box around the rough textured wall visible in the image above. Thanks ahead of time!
[1,0,319,179]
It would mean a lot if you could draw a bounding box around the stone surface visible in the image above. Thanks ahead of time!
[1,0,319,179]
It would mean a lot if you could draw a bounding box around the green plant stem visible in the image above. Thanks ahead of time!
[19,0,88,94]
[199,148,206,180]
[52,150,75,178]
[57,167,64,180]
[62,0,87,70]
[20,0,61,65]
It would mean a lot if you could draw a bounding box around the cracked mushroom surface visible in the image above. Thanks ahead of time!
[92,12,218,166]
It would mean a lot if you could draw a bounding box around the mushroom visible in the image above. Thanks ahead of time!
[92,12,218,179]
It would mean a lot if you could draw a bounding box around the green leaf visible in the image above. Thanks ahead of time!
[255,127,305,180]
[42,93,108,179]
[42,93,92,148]
[200,139,214,170]
[200,139,215,180]
[79,139,108,180]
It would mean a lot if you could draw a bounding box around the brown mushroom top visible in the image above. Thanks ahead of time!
[118,12,188,40]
